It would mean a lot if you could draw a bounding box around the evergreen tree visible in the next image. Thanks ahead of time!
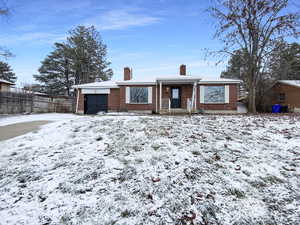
[67,25,113,84]
[268,42,300,80]
[34,25,113,95]
[34,43,73,96]
[221,49,248,80]
[0,61,16,83]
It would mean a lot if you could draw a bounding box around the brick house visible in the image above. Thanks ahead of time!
[270,80,300,113]
[73,65,241,114]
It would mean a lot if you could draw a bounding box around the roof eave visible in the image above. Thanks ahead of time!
[198,81,241,84]
[117,82,156,85]
[277,80,300,89]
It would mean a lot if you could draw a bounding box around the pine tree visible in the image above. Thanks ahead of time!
[67,25,113,84]
[268,42,300,80]
[0,61,16,83]
[34,25,113,95]
[221,49,248,80]
[34,43,73,96]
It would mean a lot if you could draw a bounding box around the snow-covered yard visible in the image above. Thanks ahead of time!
[0,114,299,225]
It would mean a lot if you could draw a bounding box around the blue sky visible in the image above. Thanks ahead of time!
[1,0,234,85]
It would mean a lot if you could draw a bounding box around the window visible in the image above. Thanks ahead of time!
[130,87,148,103]
[172,88,179,99]
[203,86,225,103]
[278,93,285,102]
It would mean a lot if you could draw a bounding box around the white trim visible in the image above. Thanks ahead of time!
[148,87,152,104]
[82,88,110,94]
[225,85,230,103]
[199,81,240,84]
[126,87,130,104]
[76,90,80,113]
[200,86,205,103]
[117,82,156,85]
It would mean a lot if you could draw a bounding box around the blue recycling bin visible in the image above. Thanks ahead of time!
[272,104,281,113]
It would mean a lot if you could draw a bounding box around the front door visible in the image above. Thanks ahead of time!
[171,87,181,108]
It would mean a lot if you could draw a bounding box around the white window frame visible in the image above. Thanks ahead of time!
[126,87,152,104]
[200,85,229,104]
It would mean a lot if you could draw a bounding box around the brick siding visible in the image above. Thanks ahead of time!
[271,83,300,109]
[108,88,120,111]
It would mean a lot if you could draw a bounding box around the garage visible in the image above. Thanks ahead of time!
[84,94,108,114]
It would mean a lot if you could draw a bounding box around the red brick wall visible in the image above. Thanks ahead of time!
[271,83,300,108]
[108,88,120,111]
[119,85,156,111]
[197,84,238,111]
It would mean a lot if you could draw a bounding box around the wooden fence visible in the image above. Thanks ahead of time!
[0,92,75,114]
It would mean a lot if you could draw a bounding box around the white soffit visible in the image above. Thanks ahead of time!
[82,88,110,94]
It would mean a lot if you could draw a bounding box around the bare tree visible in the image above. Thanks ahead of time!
[0,1,12,58]
[209,0,299,112]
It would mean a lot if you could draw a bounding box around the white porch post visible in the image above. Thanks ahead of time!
[76,89,80,114]
[159,81,162,112]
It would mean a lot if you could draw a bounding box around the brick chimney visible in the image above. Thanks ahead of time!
[124,67,132,80]
[180,64,186,76]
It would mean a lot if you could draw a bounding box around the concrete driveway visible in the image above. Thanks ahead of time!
[0,121,51,141]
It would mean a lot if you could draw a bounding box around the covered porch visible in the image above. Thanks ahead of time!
[155,77,199,114]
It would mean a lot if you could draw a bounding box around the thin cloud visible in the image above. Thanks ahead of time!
[0,32,66,45]
[85,8,161,30]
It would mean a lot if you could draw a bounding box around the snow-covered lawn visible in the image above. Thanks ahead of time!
[0,114,299,225]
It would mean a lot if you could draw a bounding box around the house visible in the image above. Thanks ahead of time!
[0,79,14,92]
[270,80,300,113]
[73,65,241,114]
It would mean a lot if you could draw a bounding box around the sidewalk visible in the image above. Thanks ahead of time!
[0,121,51,141]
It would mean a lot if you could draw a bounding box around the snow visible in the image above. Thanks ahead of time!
[0,114,299,224]
[278,80,300,88]
[73,76,241,88]
[73,80,119,89]
[199,78,241,84]
[0,113,80,126]
[0,79,14,85]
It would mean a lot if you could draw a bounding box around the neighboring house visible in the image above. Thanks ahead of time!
[270,80,300,113]
[73,65,241,114]
[0,79,14,92]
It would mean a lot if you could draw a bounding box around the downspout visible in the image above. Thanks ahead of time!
[193,82,197,112]
[159,81,162,113]
[155,82,158,113]
[76,88,80,114]
[191,83,195,113]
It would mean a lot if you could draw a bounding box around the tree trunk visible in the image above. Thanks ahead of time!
[248,85,257,113]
